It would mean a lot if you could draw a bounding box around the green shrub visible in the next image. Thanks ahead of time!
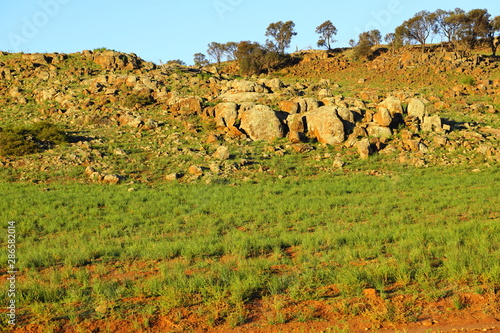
[0,129,40,156]
[0,122,69,156]
[30,122,68,144]
[460,75,476,86]
[93,47,116,53]
[122,93,155,108]
[235,41,290,76]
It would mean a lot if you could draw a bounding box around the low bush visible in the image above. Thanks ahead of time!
[0,122,69,156]
[460,75,476,86]
[122,93,155,109]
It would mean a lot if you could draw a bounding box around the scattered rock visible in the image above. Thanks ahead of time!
[102,174,122,184]
[165,173,182,181]
[188,165,203,176]
[378,96,403,115]
[332,157,345,168]
[356,138,372,159]
[171,97,203,115]
[292,144,314,153]
[362,288,379,300]
[367,125,392,138]
[422,115,443,133]
[373,107,393,127]
[213,146,230,160]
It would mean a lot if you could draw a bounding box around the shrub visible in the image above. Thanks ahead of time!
[93,47,116,53]
[122,93,155,109]
[30,122,68,144]
[0,122,69,156]
[0,129,40,156]
[235,41,291,76]
[460,75,476,86]
[166,59,186,66]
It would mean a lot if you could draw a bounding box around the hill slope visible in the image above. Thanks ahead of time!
[0,48,499,184]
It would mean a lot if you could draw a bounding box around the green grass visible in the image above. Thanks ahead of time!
[0,166,499,328]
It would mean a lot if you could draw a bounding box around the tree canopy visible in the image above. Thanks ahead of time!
[199,7,500,67]
[397,10,436,51]
[265,21,297,55]
[207,42,226,67]
[316,20,338,50]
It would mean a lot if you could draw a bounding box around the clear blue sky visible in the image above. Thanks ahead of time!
[1,0,499,65]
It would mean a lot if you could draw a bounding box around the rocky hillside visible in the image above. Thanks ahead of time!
[0,49,499,184]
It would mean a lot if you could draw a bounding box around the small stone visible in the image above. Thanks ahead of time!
[165,173,181,181]
[102,174,121,184]
[422,320,433,327]
[292,144,314,153]
[114,148,127,156]
[85,166,96,176]
[206,133,219,143]
[213,146,230,160]
[333,158,345,168]
[209,162,221,173]
[363,288,378,299]
[95,303,108,314]
[188,165,203,176]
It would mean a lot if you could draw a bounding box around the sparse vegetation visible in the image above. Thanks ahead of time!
[0,122,68,156]
[121,92,155,108]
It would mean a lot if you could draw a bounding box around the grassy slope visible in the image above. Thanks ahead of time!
[0,166,499,330]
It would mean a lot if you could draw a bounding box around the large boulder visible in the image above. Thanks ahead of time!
[93,51,139,70]
[259,78,285,92]
[304,106,345,145]
[215,102,238,127]
[240,105,285,141]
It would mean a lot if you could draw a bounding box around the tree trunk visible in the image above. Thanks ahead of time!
[490,36,499,57]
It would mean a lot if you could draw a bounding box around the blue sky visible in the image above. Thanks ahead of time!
[1,0,499,65]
